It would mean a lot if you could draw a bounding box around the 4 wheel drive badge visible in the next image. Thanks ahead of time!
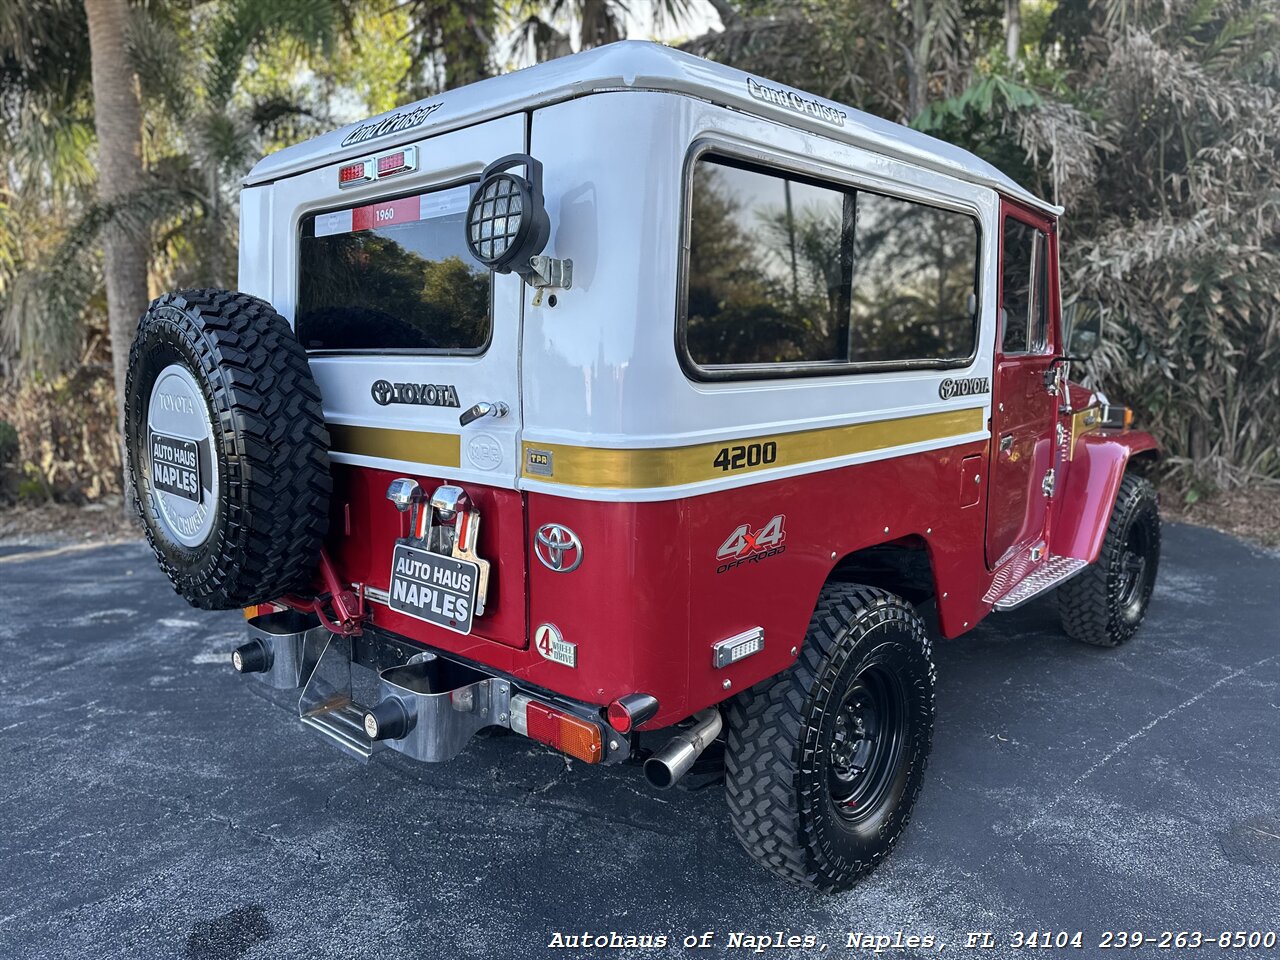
[534,523,583,573]
[371,379,460,407]
[717,515,787,574]
[938,376,990,400]
[534,623,577,667]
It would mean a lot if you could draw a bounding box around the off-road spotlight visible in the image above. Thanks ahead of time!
[465,154,550,279]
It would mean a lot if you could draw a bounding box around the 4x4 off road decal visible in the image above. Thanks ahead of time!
[717,515,786,574]
[150,432,201,503]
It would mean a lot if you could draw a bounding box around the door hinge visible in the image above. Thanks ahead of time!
[1042,468,1056,498]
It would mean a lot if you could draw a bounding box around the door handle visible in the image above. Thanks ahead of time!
[459,401,509,427]
[999,434,1014,454]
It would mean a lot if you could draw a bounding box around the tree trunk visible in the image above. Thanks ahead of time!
[1005,0,1021,63]
[83,0,148,507]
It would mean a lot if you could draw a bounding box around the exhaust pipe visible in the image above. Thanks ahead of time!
[644,708,723,789]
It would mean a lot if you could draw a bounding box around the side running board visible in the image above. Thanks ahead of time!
[989,555,1089,611]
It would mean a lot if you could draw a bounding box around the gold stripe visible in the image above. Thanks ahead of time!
[328,424,461,468]
[523,407,985,489]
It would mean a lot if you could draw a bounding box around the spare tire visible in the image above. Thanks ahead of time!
[125,289,331,609]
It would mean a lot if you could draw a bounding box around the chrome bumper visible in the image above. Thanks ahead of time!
[236,610,627,764]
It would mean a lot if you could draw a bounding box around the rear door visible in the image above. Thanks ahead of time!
[272,114,525,488]
[268,114,528,648]
[986,199,1059,568]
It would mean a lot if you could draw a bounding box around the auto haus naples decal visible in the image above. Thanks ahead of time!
[388,542,480,635]
[716,514,787,574]
[371,379,460,408]
[150,433,201,503]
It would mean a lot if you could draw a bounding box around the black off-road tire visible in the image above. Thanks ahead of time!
[1057,473,1161,647]
[125,289,330,609]
[724,585,936,891]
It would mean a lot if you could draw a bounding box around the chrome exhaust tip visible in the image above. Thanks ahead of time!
[643,708,723,789]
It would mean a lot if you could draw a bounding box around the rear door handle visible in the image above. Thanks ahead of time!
[999,434,1014,454]
[459,401,509,426]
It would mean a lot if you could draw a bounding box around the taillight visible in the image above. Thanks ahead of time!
[376,146,417,178]
[510,695,603,764]
[338,160,372,186]
[606,693,660,734]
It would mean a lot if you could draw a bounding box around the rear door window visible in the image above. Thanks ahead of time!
[297,183,490,353]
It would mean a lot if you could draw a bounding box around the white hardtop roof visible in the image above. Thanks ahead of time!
[245,40,1060,215]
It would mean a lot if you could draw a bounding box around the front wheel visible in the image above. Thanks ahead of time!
[724,585,935,891]
[1057,473,1161,647]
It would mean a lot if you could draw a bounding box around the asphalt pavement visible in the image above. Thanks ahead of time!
[0,523,1277,960]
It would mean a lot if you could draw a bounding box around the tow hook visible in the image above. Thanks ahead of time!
[644,708,723,789]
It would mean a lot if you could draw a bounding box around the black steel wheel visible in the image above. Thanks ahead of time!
[724,585,935,891]
[1057,472,1161,647]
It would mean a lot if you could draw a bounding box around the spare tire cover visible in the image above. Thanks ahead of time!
[125,289,331,609]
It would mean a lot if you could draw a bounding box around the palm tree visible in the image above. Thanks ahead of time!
[514,0,691,63]
[83,0,148,443]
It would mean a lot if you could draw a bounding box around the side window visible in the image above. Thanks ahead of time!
[683,157,980,374]
[1000,217,1049,354]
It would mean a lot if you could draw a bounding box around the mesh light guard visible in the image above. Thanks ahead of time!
[464,154,550,276]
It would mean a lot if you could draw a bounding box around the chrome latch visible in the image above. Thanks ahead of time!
[1042,468,1056,497]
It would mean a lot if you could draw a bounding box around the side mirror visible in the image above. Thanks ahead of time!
[1062,298,1104,360]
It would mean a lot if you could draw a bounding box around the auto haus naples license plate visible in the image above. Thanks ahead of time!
[388,542,480,635]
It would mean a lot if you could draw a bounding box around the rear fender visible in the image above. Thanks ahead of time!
[1053,430,1159,564]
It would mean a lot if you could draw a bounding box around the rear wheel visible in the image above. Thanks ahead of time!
[125,289,331,609]
[724,585,935,891]
[1057,473,1161,647]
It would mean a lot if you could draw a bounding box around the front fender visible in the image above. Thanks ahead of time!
[1053,430,1160,564]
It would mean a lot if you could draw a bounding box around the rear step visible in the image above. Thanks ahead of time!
[988,554,1089,611]
[239,611,625,765]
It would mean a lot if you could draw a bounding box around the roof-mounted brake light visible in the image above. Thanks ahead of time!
[337,146,418,188]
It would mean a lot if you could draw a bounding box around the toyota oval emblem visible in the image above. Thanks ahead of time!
[371,379,394,405]
[534,524,583,573]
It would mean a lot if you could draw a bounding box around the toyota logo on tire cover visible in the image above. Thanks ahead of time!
[534,524,583,573]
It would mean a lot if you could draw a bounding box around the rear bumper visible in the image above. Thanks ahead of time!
[236,610,630,765]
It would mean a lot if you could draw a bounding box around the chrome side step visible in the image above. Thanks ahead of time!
[990,555,1089,611]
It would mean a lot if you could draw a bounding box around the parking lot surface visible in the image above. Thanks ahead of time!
[1,523,1277,959]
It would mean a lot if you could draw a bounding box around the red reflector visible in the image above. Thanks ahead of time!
[524,701,602,764]
[338,161,368,184]
[377,151,406,175]
[606,700,632,733]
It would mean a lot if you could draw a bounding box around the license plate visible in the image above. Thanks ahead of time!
[387,542,480,635]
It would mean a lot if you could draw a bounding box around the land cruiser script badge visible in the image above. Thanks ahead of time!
[371,379,460,407]
[938,376,990,400]
[340,103,441,147]
[746,77,847,127]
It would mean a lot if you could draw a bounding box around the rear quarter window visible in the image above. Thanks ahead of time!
[296,183,490,353]
[681,156,981,378]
